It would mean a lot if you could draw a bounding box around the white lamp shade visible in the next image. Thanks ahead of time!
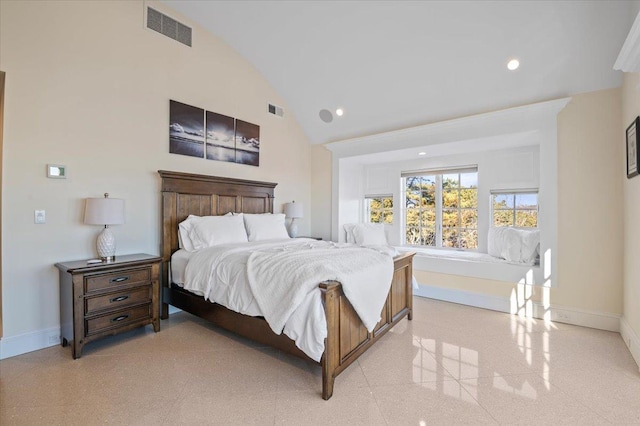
[284,202,303,219]
[84,197,125,225]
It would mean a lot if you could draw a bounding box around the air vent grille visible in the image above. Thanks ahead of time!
[147,7,192,47]
[268,103,284,118]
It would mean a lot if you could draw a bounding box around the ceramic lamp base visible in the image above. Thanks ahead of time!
[288,219,298,238]
[96,226,116,261]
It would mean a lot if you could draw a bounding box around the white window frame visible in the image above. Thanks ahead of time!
[491,189,539,228]
[402,166,478,250]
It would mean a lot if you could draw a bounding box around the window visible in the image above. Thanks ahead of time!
[492,191,538,227]
[403,167,478,249]
[366,196,393,224]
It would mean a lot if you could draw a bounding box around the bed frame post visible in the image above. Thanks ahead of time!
[320,281,340,400]
[160,191,176,320]
[406,256,414,321]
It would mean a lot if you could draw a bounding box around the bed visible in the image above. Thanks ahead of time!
[158,170,415,399]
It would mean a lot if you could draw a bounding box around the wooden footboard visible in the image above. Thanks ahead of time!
[320,252,414,400]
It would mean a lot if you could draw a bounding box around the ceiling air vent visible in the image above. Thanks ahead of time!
[146,7,192,47]
[268,103,284,118]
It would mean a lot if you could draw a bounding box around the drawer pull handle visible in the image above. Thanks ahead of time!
[110,276,129,283]
[110,295,129,303]
[111,315,129,323]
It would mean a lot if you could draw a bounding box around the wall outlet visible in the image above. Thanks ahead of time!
[34,210,46,224]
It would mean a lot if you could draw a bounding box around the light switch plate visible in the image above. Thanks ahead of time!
[34,210,46,224]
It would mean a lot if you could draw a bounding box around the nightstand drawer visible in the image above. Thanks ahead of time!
[85,267,150,293]
[85,286,152,315]
[86,304,151,335]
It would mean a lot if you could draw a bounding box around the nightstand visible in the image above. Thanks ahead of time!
[55,253,162,359]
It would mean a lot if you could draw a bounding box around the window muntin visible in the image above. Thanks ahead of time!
[366,196,393,224]
[405,170,478,249]
[492,192,538,227]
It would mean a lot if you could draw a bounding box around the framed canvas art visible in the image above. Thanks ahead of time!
[235,119,260,166]
[627,116,639,179]
[169,100,205,159]
[205,111,235,162]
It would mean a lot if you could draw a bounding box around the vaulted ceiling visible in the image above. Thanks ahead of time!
[164,1,635,145]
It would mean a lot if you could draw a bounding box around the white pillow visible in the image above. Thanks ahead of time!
[179,214,247,251]
[343,223,357,244]
[488,227,540,264]
[243,213,290,241]
[350,223,388,246]
[178,215,199,252]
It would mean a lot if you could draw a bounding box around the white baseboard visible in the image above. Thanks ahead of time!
[0,307,183,360]
[414,283,511,313]
[414,284,620,332]
[620,317,640,372]
[535,302,621,332]
[0,326,61,360]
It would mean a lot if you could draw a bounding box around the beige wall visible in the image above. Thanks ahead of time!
[555,88,623,313]
[312,88,624,319]
[310,145,332,241]
[0,1,311,340]
[622,72,640,341]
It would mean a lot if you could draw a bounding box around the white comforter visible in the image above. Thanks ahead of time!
[183,239,395,362]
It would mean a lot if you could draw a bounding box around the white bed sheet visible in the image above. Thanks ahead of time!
[170,249,193,285]
[178,239,397,362]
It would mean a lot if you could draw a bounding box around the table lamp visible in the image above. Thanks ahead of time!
[284,201,303,238]
[84,193,125,262]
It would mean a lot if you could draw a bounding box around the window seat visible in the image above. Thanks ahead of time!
[404,247,510,263]
[396,246,543,285]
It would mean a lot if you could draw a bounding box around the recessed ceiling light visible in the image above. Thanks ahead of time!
[335,108,344,117]
[507,58,520,71]
[418,152,426,156]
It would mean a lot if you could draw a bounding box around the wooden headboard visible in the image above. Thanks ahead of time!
[158,170,276,284]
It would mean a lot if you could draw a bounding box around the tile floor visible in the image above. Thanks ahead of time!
[1,296,639,425]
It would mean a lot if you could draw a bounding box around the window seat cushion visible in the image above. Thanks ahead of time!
[401,247,507,263]
[397,246,542,284]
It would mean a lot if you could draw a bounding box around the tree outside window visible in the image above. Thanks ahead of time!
[492,192,538,227]
[366,196,393,224]
[405,170,478,249]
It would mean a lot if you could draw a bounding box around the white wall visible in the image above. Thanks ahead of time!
[335,159,364,242]
[632,1,640,21]
[0,0,311,357]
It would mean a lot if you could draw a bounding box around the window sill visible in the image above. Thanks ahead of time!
[396,246,543,285]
